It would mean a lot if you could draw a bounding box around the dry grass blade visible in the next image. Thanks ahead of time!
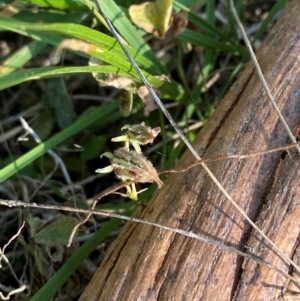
[162,141,300,174]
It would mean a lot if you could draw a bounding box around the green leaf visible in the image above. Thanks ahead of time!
[177,28,248,56]
[35,216,79,246]
[0,66,139,90]
[45,78,76,129]
[81,134,108,161]
[95,0,163,68]
[21,0,86,9]
[129,0,172,38]
[15,10,83,23]
[0,40,47,74]
[0,14,160,74]
[0,65,185,100]
[28,217,43,237]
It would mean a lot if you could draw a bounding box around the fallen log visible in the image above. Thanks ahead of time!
[80,1,300,300]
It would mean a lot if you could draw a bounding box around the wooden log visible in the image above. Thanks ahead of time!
[80,1,300,300]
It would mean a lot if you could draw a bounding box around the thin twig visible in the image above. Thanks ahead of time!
[0,103,43,127]
[145,121,204,156]
[0,222,25,285]
[160,141,300,175]
[0,198,298,285]
[229,0,300,154]
[0,284,27,300]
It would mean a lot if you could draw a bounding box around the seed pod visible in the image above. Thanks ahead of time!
[96,148,163,188]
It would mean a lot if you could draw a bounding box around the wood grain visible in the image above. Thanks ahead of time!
[80,1,300,300]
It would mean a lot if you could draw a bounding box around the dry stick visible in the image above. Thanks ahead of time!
[160,141,300,175]
[0,199,298,285]
[0,221,27,300]
[93,0,300,274]
[0,222,25,282]
[229,0,300,154]
[0,284,27,301]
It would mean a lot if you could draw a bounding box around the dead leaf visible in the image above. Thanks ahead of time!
[119,90,133,117]
[89,57,137,92]
[50,38,94,65]
[165,11,188,39]
[137,86,160,112]
[138,75,169,112]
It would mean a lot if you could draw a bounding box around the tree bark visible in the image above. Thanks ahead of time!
[80,1,300,300]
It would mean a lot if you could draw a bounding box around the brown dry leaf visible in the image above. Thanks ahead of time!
[137,75,169,113]
[119,91,133,117]
[50,39,94,65]
[101,74,137,91]
[165,11,188,39]
[137,86,160,112]
[89,57,137,92]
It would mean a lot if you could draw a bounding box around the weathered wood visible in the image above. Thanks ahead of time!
[233,155,300,300]
[80,1,300,300]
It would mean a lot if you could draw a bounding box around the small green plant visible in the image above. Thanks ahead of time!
[96,122,163,200]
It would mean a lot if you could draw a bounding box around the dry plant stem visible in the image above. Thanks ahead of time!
[0,198,298,285]
[94,0,300,274]
[145,121,204,155]
[0,222,25,281]
[0,126,24,144]
[0,221,25,267]
[0,222,27,300]
[0,103,43,127]
[229,0,300,154]
[0,284,27,301]
[161,141,300,175]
